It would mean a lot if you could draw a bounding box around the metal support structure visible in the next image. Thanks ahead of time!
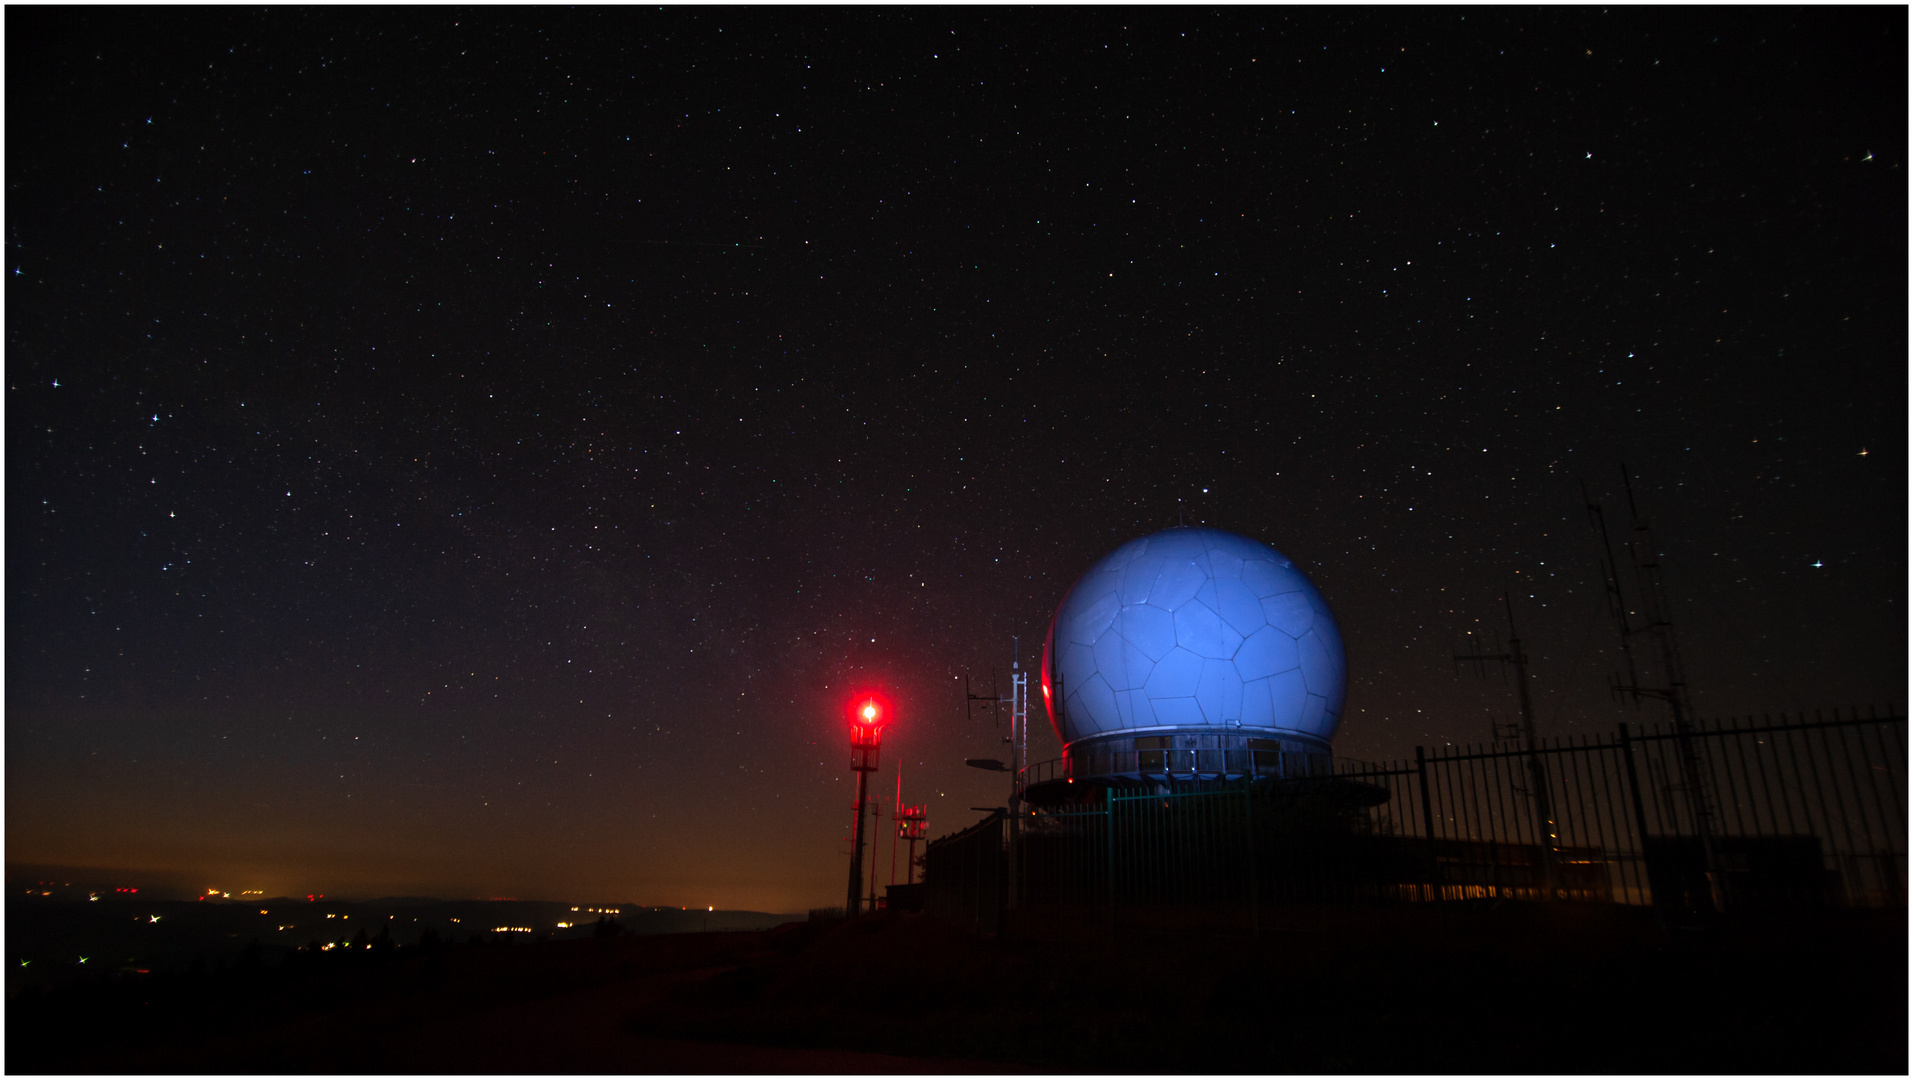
[1006,659,1027,910]
[1415,745,1440,899]
[890,769,902,889]
[1588,468,1722,912]
[1455,593,1559,897]
[846,710,884,916]
[868,794,883,910]
[937,709,1901,928]
[965,640,1029,909]
[896,803,928,885]
[1618,722,1667,927]
[845,768,871,916]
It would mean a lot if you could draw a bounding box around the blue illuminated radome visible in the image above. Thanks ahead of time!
[1040,527,1346,749]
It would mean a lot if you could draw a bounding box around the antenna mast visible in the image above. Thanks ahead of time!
[1454,592,1559,898]
[1587,466,1722,912]
[962,639,1029,908]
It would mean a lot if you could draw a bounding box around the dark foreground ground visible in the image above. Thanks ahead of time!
[8,901,1905,1073]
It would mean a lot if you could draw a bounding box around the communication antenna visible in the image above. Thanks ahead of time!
[892,761,929,889]
[962,664,1007,774]
[1454,592,1559,897]
[1582,479,1644,707]
[962,639,1029,910]
[1585,466,1722,912]
[963,668,1002,730]
[1009,636,1028,799]
[963,636,1029,792]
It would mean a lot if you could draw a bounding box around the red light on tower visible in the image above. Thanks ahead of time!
[848,693,888,728]
[848,693,887,769]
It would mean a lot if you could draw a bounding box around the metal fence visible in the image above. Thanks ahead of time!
[923,808,1006,935]
[923,709,1905,932]
[1393,708,1907,910]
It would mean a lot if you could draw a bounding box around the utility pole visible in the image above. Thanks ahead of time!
[1455,592,1559,898]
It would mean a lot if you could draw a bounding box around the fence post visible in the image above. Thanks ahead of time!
[1619,723,1663,927]
[1416,746,1439,902]
[1104,785,1117,939]
[1244,785,1260,938]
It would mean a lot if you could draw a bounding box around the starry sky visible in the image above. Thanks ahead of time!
[7,8,1905,912]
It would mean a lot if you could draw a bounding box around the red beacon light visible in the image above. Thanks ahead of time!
[847,693,888,767]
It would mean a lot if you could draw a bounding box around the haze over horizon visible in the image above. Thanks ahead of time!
[8,8,1903,910]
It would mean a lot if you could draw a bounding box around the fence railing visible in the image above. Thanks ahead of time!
[923,709,1906,932]
[1021,748,1338,787]
[923,808,1006,936]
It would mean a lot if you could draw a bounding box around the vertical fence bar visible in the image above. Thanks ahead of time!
[1416,746,1438,900]
[1771,716,1807,837]
[1563,736,1594,898]
[1594,734,1630,902]
[1797,711,1850,902]
[1856,716,1900,903]
[1589,735,1626,902]
[1868,714,1904,835]
[1478,750,1502,895]
[1751,716,1787,836]
[1439,746,1463,896]
[1726,717,1768,837]
[1694,719,1737,906]
[1831,718,1877,904]
[1620,723,1659,917]
[1872,715,1908,902]
[1701,719,1741,839]
[1817,713,1856,899]
[1484,748,1510,895]
[1464,745,1485,840]
[1502,745,1528,895]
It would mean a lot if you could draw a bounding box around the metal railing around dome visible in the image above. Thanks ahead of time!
[1020,748,1340,787]
[925,708,1906,936]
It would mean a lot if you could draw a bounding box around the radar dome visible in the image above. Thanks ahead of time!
[1040,527,1346,753]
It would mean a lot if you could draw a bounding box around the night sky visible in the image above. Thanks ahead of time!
[8,8,1905,912]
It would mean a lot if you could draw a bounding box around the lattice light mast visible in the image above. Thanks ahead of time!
[844,694,887,916]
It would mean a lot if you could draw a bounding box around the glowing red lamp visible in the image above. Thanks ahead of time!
[848,693,888,769]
